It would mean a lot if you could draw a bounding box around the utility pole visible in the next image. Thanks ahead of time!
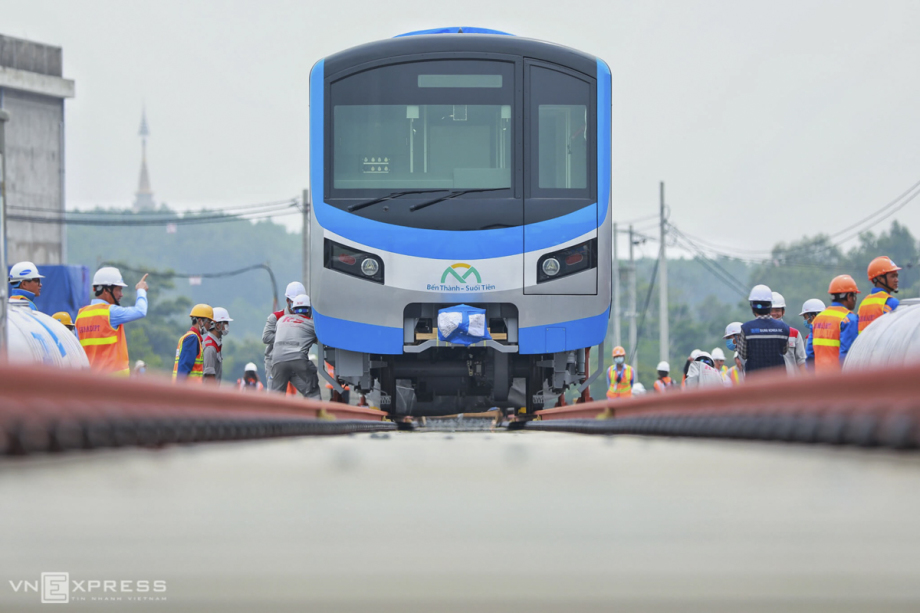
[628,224,637,372]
[0,109,9,359]
[659,181,669,366]
[302,188,311,294]
[612,222,620,348]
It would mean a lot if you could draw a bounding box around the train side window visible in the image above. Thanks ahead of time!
[529,66,591,195]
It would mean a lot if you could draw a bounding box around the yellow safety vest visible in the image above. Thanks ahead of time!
[606,364,633,399]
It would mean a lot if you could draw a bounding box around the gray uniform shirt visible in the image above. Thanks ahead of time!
[271,314,317,365]
[783,326,807,374]
[202,331,223,381]
[261,308,290,375]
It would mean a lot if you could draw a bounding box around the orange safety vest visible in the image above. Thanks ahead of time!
[173,329,204,382]
[811,306,850,372]
[237,378,264,391]
[606,364,633,399]
[857,291,893,333]
[75,302,130,376]
[653,376,672,393]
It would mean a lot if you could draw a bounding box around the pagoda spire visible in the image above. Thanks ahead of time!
[133,107,155,212]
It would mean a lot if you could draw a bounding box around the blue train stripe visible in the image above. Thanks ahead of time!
[313,306,610,356]
[596,58,611,226]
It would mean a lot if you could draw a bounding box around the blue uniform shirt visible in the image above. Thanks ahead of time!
[869,287,899,312]
[9,287,37,310]
[176,331,201,378]
[805,323,814,364]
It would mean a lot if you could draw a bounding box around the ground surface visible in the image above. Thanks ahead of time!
[1,430,919,612]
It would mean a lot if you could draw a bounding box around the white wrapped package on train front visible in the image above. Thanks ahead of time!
[5,302,89,368]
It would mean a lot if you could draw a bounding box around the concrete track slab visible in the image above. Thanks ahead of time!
[1,431,919,611]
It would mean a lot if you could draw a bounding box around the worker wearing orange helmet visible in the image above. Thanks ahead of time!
[857,256,901,333]
[811,275,860,372]
[606,346,634,399]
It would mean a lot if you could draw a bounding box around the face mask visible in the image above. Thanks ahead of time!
[221,323,230,337]
[614,356,625,366]
[725,339,736,351]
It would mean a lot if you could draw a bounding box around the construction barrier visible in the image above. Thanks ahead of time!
[0,363,393,456]
[532,364,920,449]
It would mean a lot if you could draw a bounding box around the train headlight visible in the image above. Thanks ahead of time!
[537,239,598,283]
[361,258,379,276]
[324,239,385,284]
[542,258,561,277]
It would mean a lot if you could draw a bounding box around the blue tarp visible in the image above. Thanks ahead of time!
[8,264,91,319]
[437,304,492,346]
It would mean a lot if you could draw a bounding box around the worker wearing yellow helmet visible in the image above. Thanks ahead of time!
[606,346,634,400]
[173,303,213,382]
[52,311,76,333]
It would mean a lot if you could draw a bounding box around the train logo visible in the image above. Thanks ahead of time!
[440,263,481,285]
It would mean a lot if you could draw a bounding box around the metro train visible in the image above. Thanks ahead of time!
[308,27,612,416]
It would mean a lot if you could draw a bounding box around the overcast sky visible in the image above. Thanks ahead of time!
[1,0,919,258]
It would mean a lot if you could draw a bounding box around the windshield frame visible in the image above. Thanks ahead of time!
[325,54,522,205]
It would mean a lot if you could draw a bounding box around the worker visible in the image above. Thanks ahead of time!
[726,352,744,385]
[681,349,702,387]
[605,346,633,399]
[653,361,674,392]
[238,362,264,391]
[75,267,149,376]
[52,311,76,333]
[738,284,790,375]
[710,347,728,377]
[133,360,146,376]
[270,294,321,398]
[812,275,860,372]
[857,256,901,333]
[685,351,724,388]
[202,307,232,383]
[8,261,44,309]
[174,304,213,382]
[263,281,306,390]
[771,291,807,374]
[800,298,826,367]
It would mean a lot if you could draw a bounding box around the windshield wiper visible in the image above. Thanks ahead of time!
[346,189,450,213]
[408,188,509,212]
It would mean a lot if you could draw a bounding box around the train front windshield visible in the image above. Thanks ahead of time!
[331,60,514,194]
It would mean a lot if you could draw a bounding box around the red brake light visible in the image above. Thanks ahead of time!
[565,253,584,266]
[337,254,357,265]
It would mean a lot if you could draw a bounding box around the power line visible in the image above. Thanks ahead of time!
[8,201,300,226]
[827,177,920,240]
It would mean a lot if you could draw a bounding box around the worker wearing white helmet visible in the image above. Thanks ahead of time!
[8,261,44,310]
[262,281,307,391]
[202,307,232,383]
[237,362,264,391]
[270,294,320,399]
[800,298,826,368]
[653,361,675,393]
[737,284,789,375]
[770,291,806,375]
[74,267,149,376]
[710,347,728,377]
[681,349,702,387]
[685,351,724,389]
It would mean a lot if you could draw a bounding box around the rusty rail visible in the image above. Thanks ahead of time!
[0,364,394,456]
[529,364,920,449]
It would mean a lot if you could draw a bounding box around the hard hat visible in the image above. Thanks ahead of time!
[52,312,73,327]
[723,322,742,338]
[135,360,146,368]
[696,351,714,366]
[632,382,647,395]
[867,256,901,281]
[690,349,702,360]
[285,281,306,300]
[748,284,772,302]
[9,261,44,282]
[711,347,726,361]
[611,345,626,358]
[212,307,233,322]
[244,362,258,373]
[189,304,214,319]
[771,292,786,309]
[828,274,860,295]
[92,266,128,287]
[292,294,311,309]
[656,361,670,372]
[800,298,826,315]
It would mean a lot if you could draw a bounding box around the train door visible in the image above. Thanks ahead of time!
[523,61,598,296]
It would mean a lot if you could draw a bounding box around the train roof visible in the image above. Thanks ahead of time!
[323,30,599,78]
